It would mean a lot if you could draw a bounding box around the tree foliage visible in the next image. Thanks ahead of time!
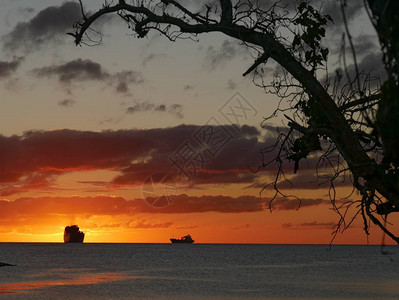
[69,0,399,244]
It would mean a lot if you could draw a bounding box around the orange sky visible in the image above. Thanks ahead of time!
[1,180,397,244]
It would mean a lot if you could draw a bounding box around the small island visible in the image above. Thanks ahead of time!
[64,225,85,243]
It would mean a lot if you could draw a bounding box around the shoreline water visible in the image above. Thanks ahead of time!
[1,244,398,299]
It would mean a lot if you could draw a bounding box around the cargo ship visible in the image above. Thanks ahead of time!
[170,234,194,243]
[64,225,85,243]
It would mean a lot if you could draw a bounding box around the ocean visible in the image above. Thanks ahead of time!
[0,243,398,299]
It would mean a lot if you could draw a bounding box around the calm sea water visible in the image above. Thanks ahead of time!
[0,243,398,299]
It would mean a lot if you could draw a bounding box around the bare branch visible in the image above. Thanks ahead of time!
[339,94,381,111]
[243,51,270,76]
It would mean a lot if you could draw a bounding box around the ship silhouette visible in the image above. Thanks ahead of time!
[64,225,85,243]
[170,234,194,243]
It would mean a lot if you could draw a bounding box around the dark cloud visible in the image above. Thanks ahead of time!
[18,7,35,14]
[58,99,76,107]
[114,71,144,94]
[0,125,335,196]
[78,219,174,229]
[352,36,379,57]
[3,2,81,53]
[322,1,364,28]
[205,40,247,69]
[300,221,336,228]
[185,171,258,186]
[0,171,58,197]
[355,52,387,80]
[227,79,237,90]
[184,85,194,91]
[330,34,379,58]
[91,223,122,229]
[33,59,105,83]
[142,53,166,66]
[331,52,387,88]
[250,171,353,190]
[271,197,326,210]
[282,221,336,229]
[0,126,264,193]
[0,194,267,221]
[231,224,251,230]
[328,29,384,81]
[0,193,329,223]
[97,194,260,213]
[126,102,183,118]
[0,196,132,218]
[126,220,174,228]
[77,180,109,187]
[0,57,23,78]
[110,125,265,186]
[32,59,143,94]
[176,225,197,229]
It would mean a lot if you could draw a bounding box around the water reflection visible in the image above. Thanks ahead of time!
[0,272,133,294]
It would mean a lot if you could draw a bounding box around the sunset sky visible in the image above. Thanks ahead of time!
[0,0,396,244]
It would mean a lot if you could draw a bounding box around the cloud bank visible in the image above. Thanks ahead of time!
[0,193,327,223]
[32,58,143,94]
[3,2,81,53]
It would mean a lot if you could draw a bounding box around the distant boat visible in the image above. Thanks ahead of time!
[170,234,194,244]
[64,225,85,243]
